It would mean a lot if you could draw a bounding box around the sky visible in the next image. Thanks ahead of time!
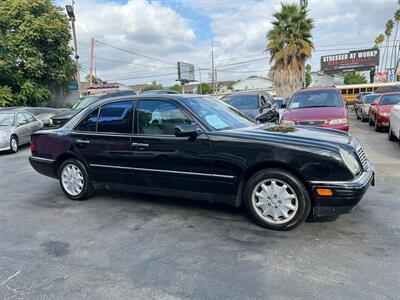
[56,0,399,87]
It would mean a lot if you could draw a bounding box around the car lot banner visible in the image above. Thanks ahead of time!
[374,71,388,83]
[321,48,379,73]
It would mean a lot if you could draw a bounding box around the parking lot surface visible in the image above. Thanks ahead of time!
[1,113,399,300]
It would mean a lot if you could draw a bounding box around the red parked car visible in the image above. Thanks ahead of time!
[369,92,400,132]
[280,87,349,131]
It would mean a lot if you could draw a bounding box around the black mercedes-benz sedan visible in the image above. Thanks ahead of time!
[29,94,374,230]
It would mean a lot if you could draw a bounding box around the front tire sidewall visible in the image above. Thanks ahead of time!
[58,159,93,200]
[244,169,310,231]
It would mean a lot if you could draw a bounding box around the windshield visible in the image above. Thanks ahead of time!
[0,113,15,126]
[182,97,255,131]
[288,90,344,109]
[364,94,379,104]
[380,94,400,105]
[223,95,259,109]
[72,96,99,110]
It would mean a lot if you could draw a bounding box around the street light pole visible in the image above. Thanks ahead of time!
[66,2,81,96]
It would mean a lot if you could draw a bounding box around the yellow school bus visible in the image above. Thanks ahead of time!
[335,82,400,104]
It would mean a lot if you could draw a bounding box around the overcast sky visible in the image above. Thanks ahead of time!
[56,0,398,86]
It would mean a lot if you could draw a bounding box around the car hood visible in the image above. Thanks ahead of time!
[379,105,394,113]
[52,109,78,120]
[282,107,347,121]
[226,124,353,147]
[0,126,13,135]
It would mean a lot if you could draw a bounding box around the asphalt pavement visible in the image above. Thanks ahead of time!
[0,112,399,300]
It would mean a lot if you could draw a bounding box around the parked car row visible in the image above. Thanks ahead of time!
[354,92,400,146]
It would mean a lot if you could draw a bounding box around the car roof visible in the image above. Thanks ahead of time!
[296,87,338,93]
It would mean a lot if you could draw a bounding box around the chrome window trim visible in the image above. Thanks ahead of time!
[88,164,234,179]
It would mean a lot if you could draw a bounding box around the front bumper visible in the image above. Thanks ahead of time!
[308,161,375,217]
[29,156,58,179]
[0,138,10,152]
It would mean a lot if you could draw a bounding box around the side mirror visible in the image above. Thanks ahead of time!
[175,123,198,138]
[280,103,287,109]
[17,121,25,126]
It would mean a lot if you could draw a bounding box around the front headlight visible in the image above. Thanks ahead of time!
[329,118,348,125]
[340,149,361,176]
[280,119,295,126]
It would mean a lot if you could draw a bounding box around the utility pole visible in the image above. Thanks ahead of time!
[66,1,81,96]
[211,39,215,95]
[89,37,95,86]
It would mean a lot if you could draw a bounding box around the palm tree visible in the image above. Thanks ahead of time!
[375,34,385,72]
[383,19,394,71]
[266,3,314,98]
[390,10,400,70]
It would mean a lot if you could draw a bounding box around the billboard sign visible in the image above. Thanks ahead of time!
[321,48,379,73]
[177,62,195,82]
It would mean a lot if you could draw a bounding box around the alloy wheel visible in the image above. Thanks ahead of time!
[251,178,299,225]
[10,137,18,153]
[61,164,85,196]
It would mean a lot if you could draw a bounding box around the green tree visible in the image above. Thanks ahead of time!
[344,72,367,85]
[305,64,312,87]
[267,3,314,98]
[196,83,212,94]
[141,81,163,92]
[169,84,182,93]
[0,0,75,106]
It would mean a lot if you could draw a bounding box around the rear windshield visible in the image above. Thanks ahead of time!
[364,94,379,104]
[72,96,99,110]
[288,90,343,109]
[380,94,400,105]
[223,95,259,109]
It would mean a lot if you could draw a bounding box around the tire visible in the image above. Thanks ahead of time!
[58,159,93,200]
[9,135,18,153]
[375,119,381,132]
[361,115,367,122]
[368,114,374,126]
[244,169,310,231]
[388,124,397,141]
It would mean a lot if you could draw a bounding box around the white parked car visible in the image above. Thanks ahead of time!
[388,102,400,143]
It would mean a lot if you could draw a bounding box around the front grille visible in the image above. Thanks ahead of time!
[356,145,368,171]
[298,120,325,126]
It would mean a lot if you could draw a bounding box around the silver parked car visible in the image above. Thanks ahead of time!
[355,94,380,122]
[0,109,43,153]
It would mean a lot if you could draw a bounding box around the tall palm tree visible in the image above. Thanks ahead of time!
[375,34,385,72]
[383,19,394,71]
[391,10,400,70]
[266,3,314,98]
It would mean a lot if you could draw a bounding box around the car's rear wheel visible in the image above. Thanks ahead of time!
[10,136,18,153]
[244,169,310,231]
[58,159,93,200]
[388,124,397,141]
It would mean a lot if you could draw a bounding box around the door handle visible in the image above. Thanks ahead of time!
[132,143,149,150]
[76,139,90,144]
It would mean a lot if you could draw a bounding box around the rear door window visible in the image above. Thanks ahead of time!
[76,109,99,132]
[97,101,133,133]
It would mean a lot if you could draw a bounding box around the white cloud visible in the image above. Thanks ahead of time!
[57,0,399,86]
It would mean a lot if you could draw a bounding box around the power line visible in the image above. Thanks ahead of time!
[95,40,176,66]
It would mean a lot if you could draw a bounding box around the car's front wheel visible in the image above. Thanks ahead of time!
[244,169,310,231]
[58,159,93,200]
